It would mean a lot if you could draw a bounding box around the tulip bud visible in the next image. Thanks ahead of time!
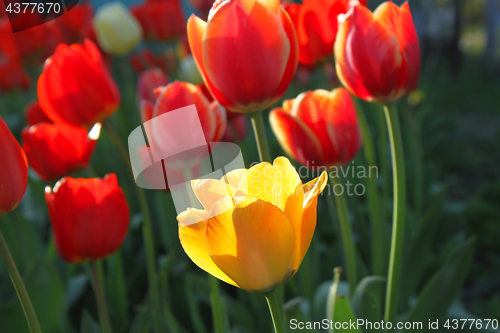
[284,0,367,67]
[334,1,421,103]
[270,88,362,168]
[137,68,170,106]
[187,0,299,113]
[37,40,121,129]
[93,2,143,56]
[45,174,129,263]
[0,117,28,216]
[22,123,100,181]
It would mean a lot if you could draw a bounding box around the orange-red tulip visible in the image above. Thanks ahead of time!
[37,40,120,129]
[137,67,170,106]
[285,0,366,67]
[45,174,129,263]
[0,117,28,216]
[22,123,99,181]
[270,88,362,168]
[187,0,299,113]
[334,1,420,103]
[178,157,327,292]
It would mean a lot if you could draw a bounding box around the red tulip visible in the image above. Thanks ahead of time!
[25,101,53,126]
[131,0,185,41]
[141,81,226,143]
[285,0,366,67]
[196,83,248,143]
[22,123,99,181]
[130,49,167,73]
[45,174,129,263]
[334,1,420,103]
[270,88,362,168]
[0,56,30,92]
[0,117,28,216]
[187,0,299,113]
[37,39,120,129]
[221,114,248,143]
[137,67,170,106]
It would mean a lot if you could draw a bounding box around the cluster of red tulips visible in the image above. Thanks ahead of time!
[0,0,421,332]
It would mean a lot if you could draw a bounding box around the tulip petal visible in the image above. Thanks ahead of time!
[191,179,238,212]
[206,196,295,292]
[335,5,403,103]
[237,157,302,211]
[220,168,246,189]
[187,15,235,111]
[288,171,328,275]
[274,7,299,99]
[269,108,324,166]
[399,2,420,94]
[178,208,239,287]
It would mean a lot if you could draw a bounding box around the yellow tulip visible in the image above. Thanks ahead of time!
[92,2,142,56]
[177,156,327,293]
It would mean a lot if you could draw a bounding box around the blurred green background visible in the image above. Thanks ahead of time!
[0,0,499,332]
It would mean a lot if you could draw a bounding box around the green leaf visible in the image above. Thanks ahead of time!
[80,310,100,333]
[332,297,363,333]
[350,276,385,332]
[404,237,476,327]
[105,251,128,332]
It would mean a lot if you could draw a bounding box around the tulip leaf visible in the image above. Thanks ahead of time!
[105,251,128,332]
[332,296,363,333]
[350,276,385,331]
[80,310,100,333]
[404,236,476,327]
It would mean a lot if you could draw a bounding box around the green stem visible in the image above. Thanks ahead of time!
[329,176,358,295]
[183,169,228,333]
[377,107,390,225]
[208,275,227,333]
[265,289,285,333]
[0,228,42,333]
[383,103,406,324]
[102,121,164,333]
[90,261,113,333]
[353,100,385,276]
[250,111,271,162]
[326,267,342,333]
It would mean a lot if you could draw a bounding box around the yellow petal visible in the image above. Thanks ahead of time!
[191,179,238,212]
[220,168,246,189]
[237,157,302,213]
[303,171,328,209]
[206,196,295,293]
[289,171,328,276]
[178,208,239,287]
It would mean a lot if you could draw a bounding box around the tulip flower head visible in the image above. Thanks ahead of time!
[137,67,170,106]
[45,174,129,263]
[0,117,28,216]
[92,2,143,56]
[22,123,100,181]
[178,157,327,292]
[285,0,366,67]
[270,88,362,168]
[334,1,420,103]
[187,0,299,113]
[140,81,227,169]
[37,40,121,129]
